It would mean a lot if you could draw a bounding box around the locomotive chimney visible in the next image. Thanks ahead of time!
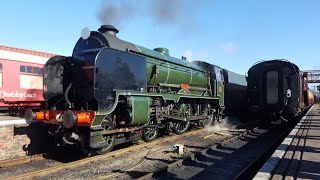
[98,25,119,37]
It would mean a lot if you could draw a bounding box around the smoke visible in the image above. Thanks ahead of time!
[97,0,209,33]
[97,1,137,28]
[147,0,188,25]
[205,116,242,133]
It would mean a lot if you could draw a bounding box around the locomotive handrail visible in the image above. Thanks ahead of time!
[73,47,103,55]
[127,48,207,73]
[158,83,209,91]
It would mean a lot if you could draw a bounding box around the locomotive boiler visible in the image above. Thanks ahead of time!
[25,25,228,154]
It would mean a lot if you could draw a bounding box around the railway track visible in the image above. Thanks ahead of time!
[0,126,206,169]
[132,123,302,179]
[94,128,249,180]
[3,116,297,180]
[2,125,237,180]
[133,128,252,180]
[0,154,44,168]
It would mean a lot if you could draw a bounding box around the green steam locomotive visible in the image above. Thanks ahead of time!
[25,25,246,154]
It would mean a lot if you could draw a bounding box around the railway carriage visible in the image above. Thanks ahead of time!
[222,69,247,117]
[25,25,247,154]
[0,45,55,114]
[247,59,313,123]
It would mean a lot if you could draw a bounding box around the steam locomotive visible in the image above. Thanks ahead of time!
[24,25,247,154]
[247,59,314,124]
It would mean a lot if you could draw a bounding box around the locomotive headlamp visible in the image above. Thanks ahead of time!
[81,27,90,40]
[62,110,78,129]
[56,113,63,123]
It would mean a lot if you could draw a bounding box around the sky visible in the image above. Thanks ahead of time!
[0,0,319,76]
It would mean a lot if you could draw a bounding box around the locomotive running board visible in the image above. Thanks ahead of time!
[102,126,143,135]
[161,114,208,121]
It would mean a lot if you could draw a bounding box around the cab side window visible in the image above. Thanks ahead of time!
[215,67,224,82]
[220,70,224,82]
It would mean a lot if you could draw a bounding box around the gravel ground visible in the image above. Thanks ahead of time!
[159,128,269,179]
[41,128,241,180]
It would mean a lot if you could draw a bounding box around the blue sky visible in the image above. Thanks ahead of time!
[1,0,319,76]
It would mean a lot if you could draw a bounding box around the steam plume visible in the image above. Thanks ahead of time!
[97,0,209,32]
[148,0,183,25]
[97,1,137,28]
[205,116,243,133]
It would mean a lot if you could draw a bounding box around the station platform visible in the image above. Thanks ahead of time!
[254,105,320,179]
[0,113,25,125]
[0,113,29,160]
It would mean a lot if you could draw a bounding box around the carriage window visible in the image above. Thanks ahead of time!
[0,63,2,72]
[20,66,43,89]
[33,67,40,75]
[27,66,33,73]
[20,65,26,72]
[40,68,44,75]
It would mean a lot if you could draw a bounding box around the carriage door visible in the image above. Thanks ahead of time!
[265,70,279,104]
[215,67,225,107]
